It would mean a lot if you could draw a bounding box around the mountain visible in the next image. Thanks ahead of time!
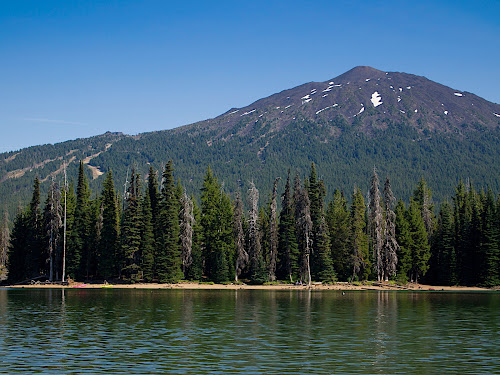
[1,66,500,218]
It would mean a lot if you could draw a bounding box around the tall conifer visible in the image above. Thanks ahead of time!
[350,187,370,280]
[233,192,248,282]
[120,168,142,281]
[98,170,120,280]
[395,200,411,283]
[326,189,351,281]
[140,189,155,282]
[157,161,182,283]
[70,161,91,280]
[277,170,299,282]
[308,163,334,282]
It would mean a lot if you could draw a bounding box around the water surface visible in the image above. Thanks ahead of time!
[0,288,499,374]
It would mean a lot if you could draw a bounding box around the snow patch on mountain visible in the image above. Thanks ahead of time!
[241,109,256,116]
[316,104,338,115]
[371,92,383,107]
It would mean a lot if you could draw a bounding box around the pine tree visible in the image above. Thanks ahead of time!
[187,197,203,281]
[248,181,265,283]
[120,168,142,282]
[479,189,499,286]
[156,161,182,283]
[43,179,63,281]
[326,189,351,281]
[140,189,155,282]
[308,163,334,282]
[233,192,248,282]
[7,209,28,282]
[25,177,44,279]
[413,177,435,237]
[431,201,457,285]
[200,167,235,282]
[468,190,483,285]
[98,169,120,280]
[216,188,235,283]
[147,166,160,274]
[277,170,299,282]
[453,180,474,285]
[408,199,431,283]
[293,175,312,285]
[350,186,370,281]
[69,161,91,280]
[267,177,280,281]
[61,180,76,282]
[395,200,411,283]
[369,167,384,281]
[382,177,399,281]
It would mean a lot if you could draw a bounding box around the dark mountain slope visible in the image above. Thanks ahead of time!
[1,67,500,218]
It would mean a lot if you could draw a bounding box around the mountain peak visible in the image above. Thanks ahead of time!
[331,66,385,83]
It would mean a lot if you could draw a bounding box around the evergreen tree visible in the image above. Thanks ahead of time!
[267,177,280,281]
[258,206,270,276]
[233,192,248,282]
[120,168,142,282]
[156,161,182,283]
[468,190,483,285]
[453,180,474,285]
[431,201,457,285]
[308,163,334,282]
[350,187,370,281]
[69,161,91,280]
[61,180,76,282]
[277,170,299,282]
[147,166,160,274]
[218,191,236,282]
[382,177,399,281]
[98,170,120,280]
[479,189,499,286]
[187,197,203,281]
[200,167,235,283]
[413,177,435,237]
[395,200,411,283]
[140,189,155,282]
[326,189,351,281]
[25,178,44,279]
[7,209,28,282]
[43,179,63,281]
[408,199,431,283]
[248,181,265,283]
[293,175,313,285]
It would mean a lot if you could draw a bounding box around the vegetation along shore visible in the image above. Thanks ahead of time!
[1,159,499,289]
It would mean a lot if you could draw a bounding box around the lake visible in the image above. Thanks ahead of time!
[0,288,499,374]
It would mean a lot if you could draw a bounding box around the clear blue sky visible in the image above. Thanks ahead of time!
[1,0,499,152]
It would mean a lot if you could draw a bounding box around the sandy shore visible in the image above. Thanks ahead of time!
[4,281,495,292]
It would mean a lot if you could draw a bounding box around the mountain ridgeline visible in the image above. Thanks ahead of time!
[1,66,500,217]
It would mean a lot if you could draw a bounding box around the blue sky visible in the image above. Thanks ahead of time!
[1,0,499,152]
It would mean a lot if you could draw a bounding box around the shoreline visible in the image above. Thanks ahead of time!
[2,281,496,292]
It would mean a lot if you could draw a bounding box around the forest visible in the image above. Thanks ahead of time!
[1,160,499,287]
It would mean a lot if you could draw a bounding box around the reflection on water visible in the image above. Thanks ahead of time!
[0,288,499,374]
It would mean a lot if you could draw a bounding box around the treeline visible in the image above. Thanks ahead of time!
[3,161,500,286]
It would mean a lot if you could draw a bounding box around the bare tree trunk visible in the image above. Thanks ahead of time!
[268,178,280,281]
[233,192,247,282]
[180,192,194,276]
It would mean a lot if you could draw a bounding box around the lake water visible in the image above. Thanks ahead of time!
[0,288,499,374]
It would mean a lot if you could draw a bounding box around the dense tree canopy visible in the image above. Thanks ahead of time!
[4,161,500,287]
